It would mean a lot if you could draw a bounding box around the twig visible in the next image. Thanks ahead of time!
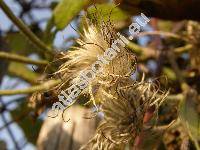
[0,51,48,66]
[153,119,181,132]
[0,79,61,96]
[127,42,156,56]
[174,44,193,53]
[127,42,161,61]
[127,42,192,61]
[0,0,53,55]
[138,31,187,41]
[166,94,184,102]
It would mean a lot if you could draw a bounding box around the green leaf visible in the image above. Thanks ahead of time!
[179,91,200,150]
[5,28,52,60]
[87,3,131,29]
[163,67,176,81]
[8,62,39,84]
[5,32,40,56]
[10,100,43,144]
[44,18,56,47]
[53,0,90,30]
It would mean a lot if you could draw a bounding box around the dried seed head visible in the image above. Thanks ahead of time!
[54,19,136,93]
[81,77,168,149]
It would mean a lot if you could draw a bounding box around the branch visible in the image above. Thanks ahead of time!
[0,80,61,96]
[127,42,157,60]
[138,31,187,41]
[166,94,184,102]
[153,119,181,132]
[174,44,193,53]
[0,0,53,55]
[127,42,192,60]
[0,51,48,66]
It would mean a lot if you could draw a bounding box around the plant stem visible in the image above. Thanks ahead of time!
[0,0,53,55]
[154,119,181,132]
[138,31,186,41]
[166,94,184,102]
[0,51,48,66]
[174,44,193,53]
[0,80,61,96]
[127,42,192,61]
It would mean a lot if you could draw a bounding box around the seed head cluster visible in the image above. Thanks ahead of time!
[51,17,168,149]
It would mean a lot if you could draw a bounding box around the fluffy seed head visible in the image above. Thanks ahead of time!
[54,19,136,94]
[80,76,168,149]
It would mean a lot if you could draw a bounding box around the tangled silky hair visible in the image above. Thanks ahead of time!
[53,8,137,107]
[80,76,168,150]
